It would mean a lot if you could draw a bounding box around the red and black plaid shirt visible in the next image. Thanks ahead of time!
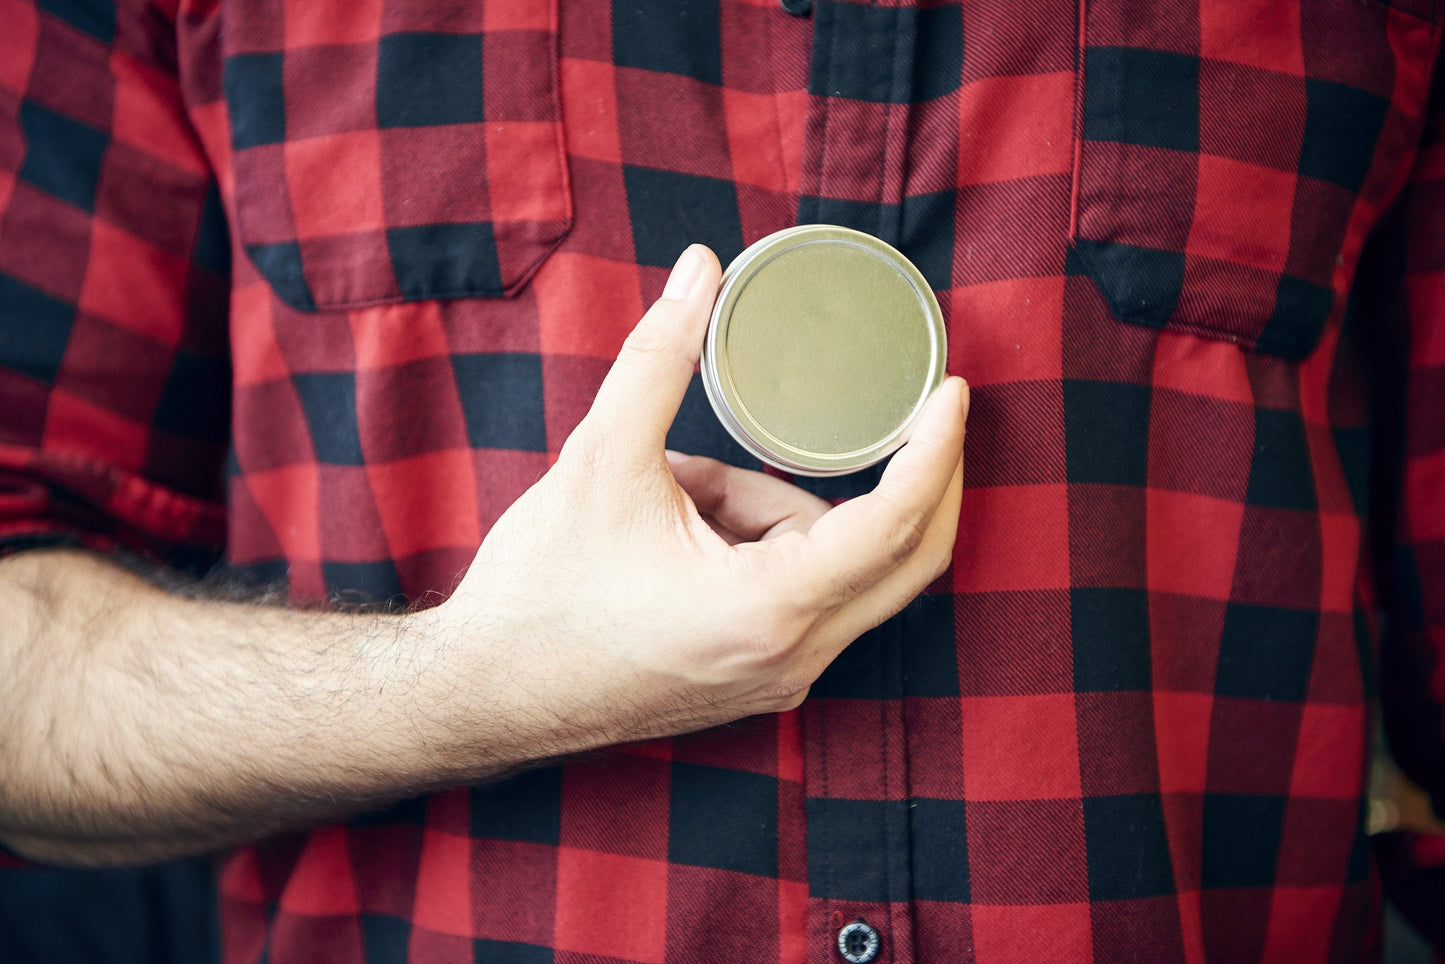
[3,0,1444,960]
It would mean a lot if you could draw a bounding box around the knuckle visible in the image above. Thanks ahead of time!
[887,510,928,564]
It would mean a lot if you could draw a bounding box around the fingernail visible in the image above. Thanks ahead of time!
[662,245,703,301]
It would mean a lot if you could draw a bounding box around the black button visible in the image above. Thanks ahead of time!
[837,919,880,963]
[780,0,812,15]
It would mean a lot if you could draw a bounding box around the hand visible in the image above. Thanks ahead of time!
[425,244,970,758]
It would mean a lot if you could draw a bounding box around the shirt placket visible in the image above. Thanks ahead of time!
[795,9,925,961]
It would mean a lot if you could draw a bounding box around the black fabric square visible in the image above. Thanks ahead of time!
[387,222,503,299]
[1083,47,1199,153]
[900,191,956,292]
[1298,79,1388,193]
[1201,793,1285,888]
[226,558,289,593]
[668,763,777,878]
[361,915,410,962]
[796,196,898,247]
[18,101,108,213]
[1072,587,1151,692]
[0,274,76,384]
[323,560,406,610]
[469,767,563,844]
[809,2,917,103]
[805,799,910,902]
[450,353,547,452]
[812,610,904,700]
[612,0,721,86]
[245,242,315,311]
[909,798,969,901]
[1064,379,1151,487]
[665,373,760,469]
[1245,409,1317,510]
[1084,794,1175,899]
[624,166,743,269]
[377,33,485,129]
[351,793,430,827]
[1258,275,1332,360]
[292,372,365,465]
[37,0,116,42]
[154,350,231,442]
[1217,603,1317,702]
[473,939,553,964]
[223,53,286,149]
[1069,239,1185,326]
[193,185,232,275]
[794,459,885,502]
[1331,425,1370,518]
[902,592,960,698]
[913,6,964,102]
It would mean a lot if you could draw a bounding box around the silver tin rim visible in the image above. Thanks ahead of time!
[701,225,947,477]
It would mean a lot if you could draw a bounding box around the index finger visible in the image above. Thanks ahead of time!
[787,377,969,608]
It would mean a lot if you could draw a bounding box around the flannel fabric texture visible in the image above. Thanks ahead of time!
[2,0,1443,960]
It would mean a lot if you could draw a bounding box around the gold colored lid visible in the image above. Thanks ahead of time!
[702,225,947,476]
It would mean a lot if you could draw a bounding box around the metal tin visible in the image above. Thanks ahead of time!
[701,225,947,476]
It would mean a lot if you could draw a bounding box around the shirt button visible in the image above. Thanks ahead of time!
[837,919,881,964]
[780,0,812,15]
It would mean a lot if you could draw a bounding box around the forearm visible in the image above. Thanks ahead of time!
[0,550,510,867]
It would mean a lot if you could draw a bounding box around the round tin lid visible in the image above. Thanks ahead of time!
[702,225,947,476]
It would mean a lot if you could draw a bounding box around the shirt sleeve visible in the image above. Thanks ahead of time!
[0,0,231,571]
[1368,44,1445,951]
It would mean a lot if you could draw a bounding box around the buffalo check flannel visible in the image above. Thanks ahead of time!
[2,0,1444,961]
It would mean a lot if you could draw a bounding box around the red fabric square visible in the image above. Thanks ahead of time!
[1404,449,1445,542]
[1147,388,1254,499]
[560,754,671,860]
[906,697,966,799]
[971,903,1092,959]
[665,866,779,961]
[615,68,733,182]
[74,222,184,345]
[277,827,360,916]
[952,484,1070,593]
[540,354,610,455]
[956,590,1073,697]
[1069,484,1147,590]
[1076,141,1196,252]
[483,31,559,122]
[484,121,570,224]
[52,313,170,421]
[470,449,550,538]
[42,389,147,473]
[1187,155,1295,273]
[1260,886,1343,962]
[298,231,400,306]
[283,43,379,141]
[1407,274,1445,367]
[349,301,451,371]
[284,0,382,46]
[315,464,390,563]
[1317,512,1360,614]
[536,252,644,359]
[1077,691,1162,796]
[28,17,112,131]
[467,840,557,946]
[285,132,385,239]
[380,125,491,227]
[1151,594,1227,693]
[0,0,37,96]
[1153,691,1213,794]
[1205,697,1303,795]
[232,144,299,245]
[561,58,621,164]
[380,0,487,33]
[956,72,1072,186]
[1199,62,1306,173]
[109,51,209,176]
[1199,0,1304,75]
[355,357,470,463]
[482,0,553,31]
[960,694,1081,800]
[237,463,321,561]
[553,849,668,963]
[1231,507,1323,611]
[1146,490,1243,600]
[1288,704,1366,800]
[808,699,908,800]
[723,89,790,192]
[1305,613,1367,706]
[367,450,480,559]
[1274,798,1360,885]
[948,276,1065,386]
[1150,333,1255,405]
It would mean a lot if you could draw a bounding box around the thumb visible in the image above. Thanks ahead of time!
[579,245,721,462]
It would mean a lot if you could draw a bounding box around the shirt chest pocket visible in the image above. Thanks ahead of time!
[1070,0,1439,359]
[221,1,570,311]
